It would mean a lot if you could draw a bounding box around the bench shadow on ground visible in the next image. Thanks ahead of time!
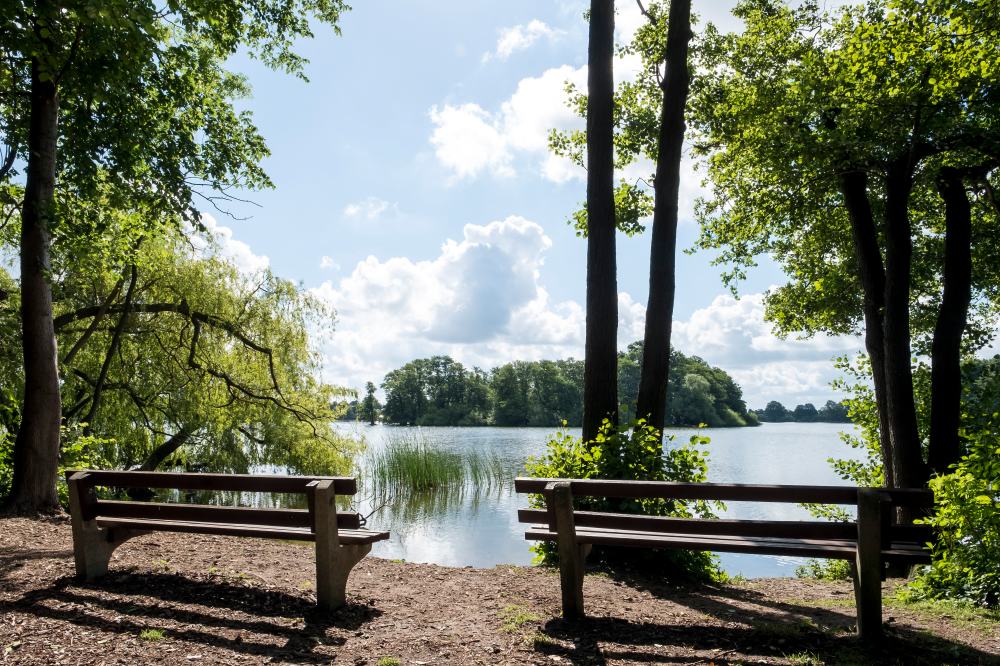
[529,571,1000,666]
[0,548,74,582]
[12,571,381,663]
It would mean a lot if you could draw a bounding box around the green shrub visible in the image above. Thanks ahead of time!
[905,429,1000,607]
[525,419,723,581]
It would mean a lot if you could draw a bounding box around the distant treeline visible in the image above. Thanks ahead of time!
[753,400,852,423]
[339,342,760,428]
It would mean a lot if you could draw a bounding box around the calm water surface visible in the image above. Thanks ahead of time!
[334,422,861,577]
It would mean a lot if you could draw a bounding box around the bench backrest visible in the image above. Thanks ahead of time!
[514,477,934,545]
[66,469,361,530]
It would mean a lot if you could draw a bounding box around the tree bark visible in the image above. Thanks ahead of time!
[138,429,193,471]
[928,167,974,475]
[7,58,62,513]
[839,169,895,488]
[582,0,618,443]
[883,159,926,488]
[636,0,692,440]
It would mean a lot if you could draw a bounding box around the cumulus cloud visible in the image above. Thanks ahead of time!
[671,292,862,407]
[343,197,394,220]
[319,256,340,271]
[195,213,270,274]
[483,20,562,62]
[312,215,611,388]
[429,65,587,182]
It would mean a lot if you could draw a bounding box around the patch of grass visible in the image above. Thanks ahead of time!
[526,630,557,649]
[138,628,166,642]
[376,658,401,666]
[885,593,1000,635]
[499,604,541,633]
[785,652,824,665]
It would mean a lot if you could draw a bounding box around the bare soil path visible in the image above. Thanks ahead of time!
[1,517,997,665]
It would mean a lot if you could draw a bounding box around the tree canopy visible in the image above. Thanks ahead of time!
[375,344,758,429]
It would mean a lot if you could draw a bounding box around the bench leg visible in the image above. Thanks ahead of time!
[855,489,884,641]
[70,520,145,581]
[315,543,371,610]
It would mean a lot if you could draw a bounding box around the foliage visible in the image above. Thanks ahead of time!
[381,356,491,426]
[619,342,758,427]
[906,428,1000,607]
[379,345,757,429]
[524,419,723,581]
[56,424,113,508]
[755,400,851,424]
[0,220,361,481]
[794,558,852,582]
[1,0,349,225]
[689,0,1000,345]
[360,382,380,425]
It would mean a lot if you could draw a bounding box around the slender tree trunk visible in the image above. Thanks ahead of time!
[839,170,895,488]
[882,160,926,489]
[7,59,62,513]
[582,0,618,443]
[928,167,973,475]
[636,0,692,440]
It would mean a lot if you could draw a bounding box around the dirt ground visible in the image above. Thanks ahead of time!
[1,516,997,665]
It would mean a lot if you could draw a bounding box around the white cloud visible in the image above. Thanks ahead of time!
[310,212,856,406]
[311,215,593,388]
[429,104,515,181]
[319,256,340,271]
[671,292,862,407]
[195,213,270,274]
[343,197,394,220]
[429,65,587,182]
[483,20,562,62]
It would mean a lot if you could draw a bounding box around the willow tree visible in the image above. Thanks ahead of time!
[1,0,346,511]
[689,0,1000,487]
[52,224,357,476]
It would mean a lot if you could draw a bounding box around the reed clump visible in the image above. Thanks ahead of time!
[365,434,508,496]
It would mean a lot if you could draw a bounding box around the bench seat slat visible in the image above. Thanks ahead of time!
[95,517,389,545]
[68,470,357,495]
[517,508,858,540]
[514,477,934,507]
[95,499,361,529]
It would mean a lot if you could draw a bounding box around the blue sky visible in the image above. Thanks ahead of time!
[206,0,862,408]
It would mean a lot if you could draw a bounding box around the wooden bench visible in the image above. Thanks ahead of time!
[65,469,389,610]
[515,477,934,640]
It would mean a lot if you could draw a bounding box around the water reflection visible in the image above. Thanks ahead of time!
[152,422,861,576]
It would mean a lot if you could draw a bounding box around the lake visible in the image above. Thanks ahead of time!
[334,421,862,578]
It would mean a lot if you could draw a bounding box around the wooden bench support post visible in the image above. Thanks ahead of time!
[67,472,145,580]
[313,479,367,610]
[855,489,884,641]
[547,481,587,620]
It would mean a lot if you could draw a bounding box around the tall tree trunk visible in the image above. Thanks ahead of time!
[7,59,62,513]
[636,0,692,440]
[883,159,926,488]
[839,169,895,488]
[928,167,974,475]
[582,0,618,443]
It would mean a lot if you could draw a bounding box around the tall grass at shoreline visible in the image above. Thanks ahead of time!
[364,434,508,497]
